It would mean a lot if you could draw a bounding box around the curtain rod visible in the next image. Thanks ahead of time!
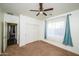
[46,13,72,21]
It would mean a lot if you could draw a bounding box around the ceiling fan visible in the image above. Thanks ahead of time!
[29,3,53,16]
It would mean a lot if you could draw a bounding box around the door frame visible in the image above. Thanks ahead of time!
[3,21,18,52]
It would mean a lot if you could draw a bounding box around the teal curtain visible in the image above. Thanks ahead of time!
[63,14,73,46]
[44,20,47,39]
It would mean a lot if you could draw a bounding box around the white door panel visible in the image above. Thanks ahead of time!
[3,22,7,52]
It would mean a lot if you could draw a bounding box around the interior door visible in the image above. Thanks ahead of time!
[0,20,2,53]
[3,21,7,52]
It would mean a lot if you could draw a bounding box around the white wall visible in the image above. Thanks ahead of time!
[44,9,79,54]
[4,14,19,23]
[0,8,4,54]
[19,15,42,46]
[39,20,45,40]
[70,10,79,49]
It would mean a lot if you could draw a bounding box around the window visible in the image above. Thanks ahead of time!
[47,16,66,42]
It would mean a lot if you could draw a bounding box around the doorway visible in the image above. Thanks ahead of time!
[7,23,17,46]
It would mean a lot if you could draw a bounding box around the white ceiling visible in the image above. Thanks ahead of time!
[0,3,79,19]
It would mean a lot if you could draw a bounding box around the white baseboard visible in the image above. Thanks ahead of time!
[41,39,79,55]
[19,39,39,47]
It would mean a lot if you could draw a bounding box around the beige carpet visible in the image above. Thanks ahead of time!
[4,40,78,56]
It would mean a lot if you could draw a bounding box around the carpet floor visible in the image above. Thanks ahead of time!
[4,40,78,56]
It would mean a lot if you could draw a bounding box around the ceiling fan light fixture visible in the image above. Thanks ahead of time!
[30,3,53,16]
[40,11,43,14]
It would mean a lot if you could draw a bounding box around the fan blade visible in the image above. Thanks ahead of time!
[30,10,39,12]
[39,3,43,11]
[36,13,40,16]
[43,12,47,16]
[44,8,53,11]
